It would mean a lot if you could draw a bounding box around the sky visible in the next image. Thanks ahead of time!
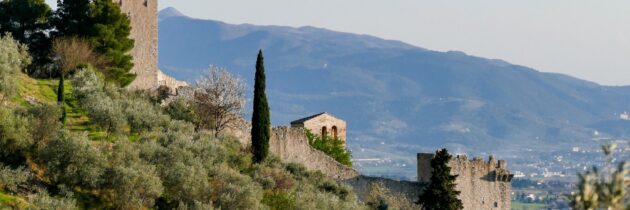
[45,0,630,86]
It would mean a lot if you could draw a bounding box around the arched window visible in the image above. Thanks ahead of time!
[332,126,338,139]
[321,126,328,138]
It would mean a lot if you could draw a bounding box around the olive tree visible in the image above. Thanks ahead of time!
[194,66,245,137]
[572,144,629,210]
[0,34,31,102]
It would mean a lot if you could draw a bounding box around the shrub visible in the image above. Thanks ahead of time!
[0,34,31,102]
[27,191,78,210]
[121,96,170,133]
[165,97,198,125]
[0,165,31,193]
[262,191,296,210]
[28,104,62,145]
[213,166,263,210]
[306,130,353,166]
[0,106,31,165]
[37,131,106,188]
[84,92,127,134]
[102,140,164,209]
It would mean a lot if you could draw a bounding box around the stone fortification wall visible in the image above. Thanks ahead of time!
[269,127,359,179]
[220,121,359,179]
[342,175,425,202]
[417,154,513,210]
[157,70,188,91]
[116,0,159,90]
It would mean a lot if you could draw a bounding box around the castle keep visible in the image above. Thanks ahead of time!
[115,0,186,90]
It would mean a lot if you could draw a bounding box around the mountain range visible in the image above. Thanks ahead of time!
[157,7,630,177]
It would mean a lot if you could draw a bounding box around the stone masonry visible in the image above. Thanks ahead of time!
[116,0,185,91]
[417,153,514,210]
[115,0,158,90]
[290,112,347,145]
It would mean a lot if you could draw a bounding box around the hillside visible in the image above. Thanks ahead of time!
[158,8,630,169]
[0,35,375,209]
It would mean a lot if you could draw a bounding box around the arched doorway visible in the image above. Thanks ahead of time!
[332,126,338,139]
[321,126,328,138]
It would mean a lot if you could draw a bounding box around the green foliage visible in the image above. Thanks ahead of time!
[57,74,66,123]
[27,192,79,210]
[0,34,31,102]
[0,106,31,165]
[88,0,135,86]
[104,140,163,209]
[262,191,296,210]
[572,144,629,210]
[0,165,31,193]
[0,0,52,66]
[27,104,62,145]
[251,50,271,163]
[418,148,463,210]
[37,130,107,188]
[54,0,135,86]
[0,65,367,209]
[165,97,199,127]
[306,130,353,166]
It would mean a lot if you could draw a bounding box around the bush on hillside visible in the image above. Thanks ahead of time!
[306,130,353,167]
[27,191,79,210]
[0,34,31,102]
[37,131,107,188]
[0,106,31,165]
[0,164,31,193]
[28,104,62,145]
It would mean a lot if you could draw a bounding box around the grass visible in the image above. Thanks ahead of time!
[13,73,108,140]
[511,201,548,210]
[0,191,28,209]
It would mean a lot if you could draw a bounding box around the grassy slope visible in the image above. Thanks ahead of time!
[2,74,104,208]
[13,73,106,139]
[0,192,28,209]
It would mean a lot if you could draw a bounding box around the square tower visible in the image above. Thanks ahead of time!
[116,0,159,90]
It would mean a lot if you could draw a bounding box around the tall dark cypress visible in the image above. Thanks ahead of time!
[417,148,463,210]
[57,74,66,123]
[251,50,270,163]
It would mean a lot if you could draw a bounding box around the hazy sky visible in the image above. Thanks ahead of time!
[45,0,630,86]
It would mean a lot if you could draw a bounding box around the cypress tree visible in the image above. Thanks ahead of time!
[251,50,270,163]
[418,148,463,210]
[57,74,66,123]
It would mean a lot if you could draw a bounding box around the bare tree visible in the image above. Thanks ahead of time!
[194,66,245,137]
[52,37,107,75]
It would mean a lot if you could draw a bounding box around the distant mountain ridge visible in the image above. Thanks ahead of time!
[157,7,630,167]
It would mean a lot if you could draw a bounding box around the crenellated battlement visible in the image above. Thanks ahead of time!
[417,153,513,210]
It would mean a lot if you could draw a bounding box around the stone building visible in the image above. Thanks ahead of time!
[115,0,185,91]
[290,112,347,143]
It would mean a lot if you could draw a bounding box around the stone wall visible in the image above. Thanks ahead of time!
[342,175,425,202]
[157,70,188,92]
[116,0,159,90]
[417,154,513,210]
[221,121,359,179]
[269,127,359,179]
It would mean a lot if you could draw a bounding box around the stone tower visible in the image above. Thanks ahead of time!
[291,112,347,144]
[115,0,159,90]
[417,153,514,210]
